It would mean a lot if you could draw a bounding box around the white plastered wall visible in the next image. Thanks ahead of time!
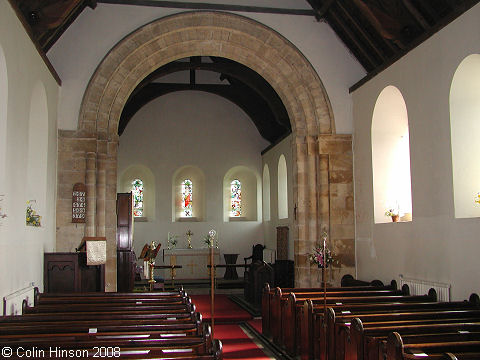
[353,3,480,300]
[0,2,59,302]
[47,3,365,135]
[261,135,294,260]
[117,91,268,276]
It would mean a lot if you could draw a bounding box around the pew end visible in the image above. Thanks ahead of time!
[212,339,223,360]
[386,331,404,360]
[469,293,480,306]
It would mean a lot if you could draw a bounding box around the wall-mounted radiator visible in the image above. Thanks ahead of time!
[3,283,35,315]
[399,275,451,302]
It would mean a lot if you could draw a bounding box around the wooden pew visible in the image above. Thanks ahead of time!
[282,288,408,355]
[3,291,223,360]
[304,292,438,360]
[386,331,480,360]
[24,301,195,314]
[261,280,397,339]
[302,292,477,359]
[267,284,401,347]
[349,294,480,360]
[330,308,480,360]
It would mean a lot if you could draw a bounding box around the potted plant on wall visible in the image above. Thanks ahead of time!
[385,208,400,222]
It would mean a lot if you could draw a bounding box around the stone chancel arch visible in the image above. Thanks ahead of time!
[57,11,354,290]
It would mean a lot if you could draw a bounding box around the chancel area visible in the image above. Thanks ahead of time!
[1,0,480,358]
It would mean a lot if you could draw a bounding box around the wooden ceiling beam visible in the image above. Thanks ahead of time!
[309,0,336,19]
[328,7,380,70]
[401,0,431,30]
[98,0,314,16]
[334,1,387,61]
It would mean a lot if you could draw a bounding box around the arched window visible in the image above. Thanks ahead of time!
[0,45,7,193]
[263,165,271,221]
[371,85,412,223]
[230,179,242,217]
[181,179,193,217]
[131,179,144,217]
[450,54,480,218]
[278,154,288,219]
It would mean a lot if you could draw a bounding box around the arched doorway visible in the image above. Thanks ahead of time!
[57,11,354,290]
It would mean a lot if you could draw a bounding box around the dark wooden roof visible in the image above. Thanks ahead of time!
[8,0,479,143]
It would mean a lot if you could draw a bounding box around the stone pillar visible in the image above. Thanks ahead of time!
[105,138,119,292]
[96,152,106,237]
[85,152,96,237]
[319,134,355,285]
[293,136,310,287]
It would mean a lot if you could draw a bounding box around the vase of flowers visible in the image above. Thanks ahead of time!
[26,200,41,227]
[309,243,337,268]
[475,193,480,205]
[385,208,399,222]
[204,229,217,248]
[167,232,178,249]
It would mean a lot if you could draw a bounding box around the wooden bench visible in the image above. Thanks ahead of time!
[303,291,436,360]
[266,285,403,348]
[2,290,223,360]
[386,331,480,360]
[301,294,479,359]
[349,294,480,360]
[329,307,480,360]
[281,288,408,354]
[261,280,397,339]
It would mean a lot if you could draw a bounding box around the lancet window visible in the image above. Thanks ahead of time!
[131,179,144,217]
[230,179,242,217]
[181,179,193,217]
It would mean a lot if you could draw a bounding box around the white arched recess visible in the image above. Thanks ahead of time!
[66,11,339,289]
[223,166,260,222]
[0,45,7,196]
[371,86,412,224]
[172,165,205,222]
[119,164,156,221]
[0,45,7,229]
[26,81,49,227]
[262,164,271,221]
[278,154,288,219]
[450,54,480,218]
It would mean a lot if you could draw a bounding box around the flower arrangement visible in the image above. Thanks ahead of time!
[309,244,337,268]
[309,230,338,268]
[204,229,218,248]
[0,195,6,225]
[26,200,41,227]
[167,232,178,249]
[475,193,480,205]
[384,208,399,217]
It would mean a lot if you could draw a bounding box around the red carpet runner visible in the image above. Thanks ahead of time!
[190,294,252,323]
[190,295,272,359]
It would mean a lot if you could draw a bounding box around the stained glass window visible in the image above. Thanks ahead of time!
[230,179,242,217]
[181,179,193,217]
[131,179,144,217]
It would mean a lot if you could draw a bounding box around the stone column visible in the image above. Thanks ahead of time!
[104,139,119,292]
[293,136,309,287]
[96,152,106,237]
[85,152,96,237]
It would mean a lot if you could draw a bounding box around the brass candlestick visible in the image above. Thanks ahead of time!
[148,241,157,291]
[186,230,193,249]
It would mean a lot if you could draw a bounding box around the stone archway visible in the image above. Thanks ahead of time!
[57,11,355,290]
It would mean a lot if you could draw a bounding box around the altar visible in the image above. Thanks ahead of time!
[163,248,220,280]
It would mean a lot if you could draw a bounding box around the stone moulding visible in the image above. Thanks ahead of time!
[56,11,354,290]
